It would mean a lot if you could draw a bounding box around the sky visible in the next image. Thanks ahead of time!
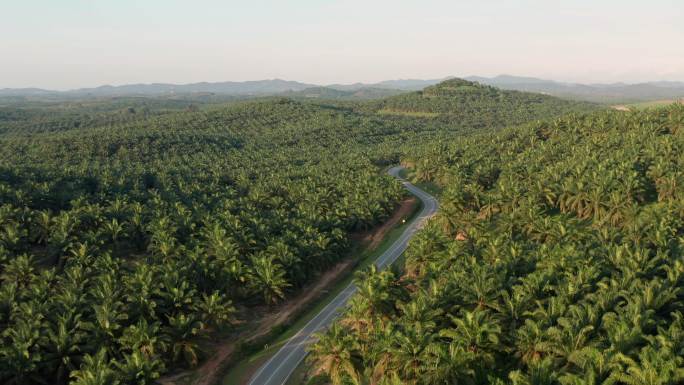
[1,0,683,90]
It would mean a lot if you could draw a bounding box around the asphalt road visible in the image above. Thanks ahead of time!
[246,166,439,385]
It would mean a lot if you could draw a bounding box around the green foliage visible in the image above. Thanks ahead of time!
[367,79,596,129]
[311,105,684,384]
[0,97,408,384]
[0,79,595,383]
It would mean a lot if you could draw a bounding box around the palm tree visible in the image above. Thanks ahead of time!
[404,226,448,279]
[194,291,235,331]
[164,313,203,368]
[49,212,78,265]
[354,265,401,318]
[201,222,238,261]
[514,319,555,365]
[381,328,435,383]
[123,264,159,321]
[419,342,476,384]
[439,310,501,364]
[564,347,622,384]
[0,316,45,385]
[85,301,128,355]
[69,349,119,385]
[248,253,290,305]
[612,347,684,385]
[32,210,52,246]
[339,296,374,346]
[0,253,35,288]
[396,296,441,335]
[118,318,166,358]
[103,218,126,248]
[455,260,500,310]
[499,289,532,330]
[1,221,25,253]
[114,350,164,385]
[308,324,361,385]
[43,312,87,384]
[158,269,197,314]
[509,357,559,385]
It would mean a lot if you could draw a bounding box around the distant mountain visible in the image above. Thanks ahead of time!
[464,75,684,103]
[327,78,450,92]
[466,75,552,86]
[0,88,57,97]
[0,79,430,100]
[280,86,406,100]
[370,78,453,90]
[3,76,684,103]
[0,79,316,98]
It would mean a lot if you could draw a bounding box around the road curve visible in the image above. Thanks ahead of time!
[246,166,438,385]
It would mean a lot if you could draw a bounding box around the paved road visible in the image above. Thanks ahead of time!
[246,166,439,385]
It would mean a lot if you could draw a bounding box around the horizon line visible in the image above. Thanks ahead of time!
[3,74,684,93]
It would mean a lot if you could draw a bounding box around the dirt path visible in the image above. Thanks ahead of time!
[365,197,416,250]
[158,197,417,385]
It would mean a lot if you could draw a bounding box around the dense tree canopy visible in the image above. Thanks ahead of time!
[310,105,684,385]
[367,79,593,130]
[0,80,597,384]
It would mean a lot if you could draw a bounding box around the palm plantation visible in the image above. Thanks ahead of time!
[310,104,684,385]
[6,79,660,384]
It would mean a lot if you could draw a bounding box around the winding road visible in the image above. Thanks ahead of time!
[246,166,439,385]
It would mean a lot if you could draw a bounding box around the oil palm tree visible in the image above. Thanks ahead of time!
[118,318,166,358]
[308,324,361,385]
[248,253,290,305]
[69,349,119,385]
[439,310,501,363]
[43,312,87,384]
[164,313,202,367]
[114,350,164,385]
[194,291,235,331]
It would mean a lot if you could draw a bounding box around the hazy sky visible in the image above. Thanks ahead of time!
[2,0,683,89]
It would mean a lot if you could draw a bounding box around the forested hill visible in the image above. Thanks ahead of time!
[0,83,597,384]
[0,98,411,384]
[310,105,684,384]
[370,78,595,128]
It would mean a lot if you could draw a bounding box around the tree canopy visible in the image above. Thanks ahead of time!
[310,105,684,385]
[0,79,599,384]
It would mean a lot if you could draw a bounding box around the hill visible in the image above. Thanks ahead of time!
[0,79,316,98]
[4,75,684,104]
[0,97,418,384]
[467,74,684,103]
[279,86,407,100]
[0,79,441,100]
[369,78,597,128]
[0,80,600,384]
[328,78,451,91]
[310,104,684,383]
